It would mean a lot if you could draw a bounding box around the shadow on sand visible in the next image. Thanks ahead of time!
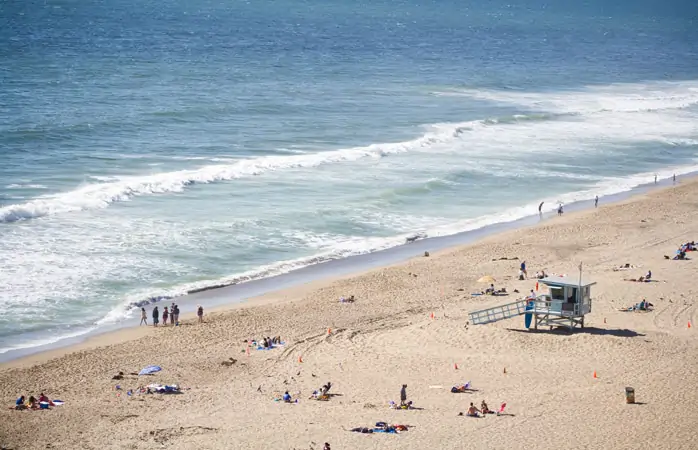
[506,327,645,338]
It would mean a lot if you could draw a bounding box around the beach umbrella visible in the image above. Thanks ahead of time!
[477,275,496,284]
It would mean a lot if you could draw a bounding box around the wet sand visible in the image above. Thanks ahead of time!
[2,179,697,449]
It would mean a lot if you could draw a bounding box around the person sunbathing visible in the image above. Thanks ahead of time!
[466,402,481,417]
[451,383,471,393]
[624,276,645,282]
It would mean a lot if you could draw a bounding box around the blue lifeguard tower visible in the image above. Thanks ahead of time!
[468,275,596,331]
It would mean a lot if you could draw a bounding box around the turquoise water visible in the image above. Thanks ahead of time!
[1,0,697,354]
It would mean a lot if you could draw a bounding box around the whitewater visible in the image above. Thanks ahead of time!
[2,0,697,358]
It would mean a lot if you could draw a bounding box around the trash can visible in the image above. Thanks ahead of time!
[625,387,635,404]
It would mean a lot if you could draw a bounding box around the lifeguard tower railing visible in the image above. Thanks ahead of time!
[469,299,530,325]
[530,294,592,317]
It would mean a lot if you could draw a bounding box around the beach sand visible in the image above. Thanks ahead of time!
[2,180,698,450]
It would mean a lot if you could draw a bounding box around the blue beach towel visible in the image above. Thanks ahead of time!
[256,342,286,350]
[139,365,162,375]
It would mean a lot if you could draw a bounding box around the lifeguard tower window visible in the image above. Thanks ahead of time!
[550,287,564,301]
[569,288,578,303]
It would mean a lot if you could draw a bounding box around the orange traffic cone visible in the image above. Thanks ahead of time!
[593,371,597,379]
[535,282,539,291]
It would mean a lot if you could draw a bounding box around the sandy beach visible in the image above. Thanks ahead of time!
[2,179,698,450]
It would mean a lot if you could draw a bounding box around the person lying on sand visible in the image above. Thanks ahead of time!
[484,285,507,296]
[340,295,356,303]
[665,251,688,260]
[451,383,472,393]
[613,263,635,271]
[620,299,654,312]
[624,277,647,282]
[390,400,414,409]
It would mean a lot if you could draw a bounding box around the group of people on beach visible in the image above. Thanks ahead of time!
[140,304,205,326]
[464,401,498,417]
[141,303,180,327]
[14,393,53,410]
[260,336,281,348]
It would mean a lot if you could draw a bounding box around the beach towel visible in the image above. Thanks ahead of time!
[256,342,286,350]
[147,383,179,393]
[139,365,162,375]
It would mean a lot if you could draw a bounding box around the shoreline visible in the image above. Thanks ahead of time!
[2,175,698,449]
[0,172,687,368]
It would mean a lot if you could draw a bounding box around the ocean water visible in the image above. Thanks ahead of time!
[1,0,697,355]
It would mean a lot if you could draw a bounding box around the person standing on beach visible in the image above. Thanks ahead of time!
[152,306,159,327]
[594,196,598,208]
[173,304,179,325]
[538,201,544,218]
[140,307,148,326]
[520,261,527,279]
[400,384,407,406]
[197,305,204,323]
[170,302,176,325]
[557,204,564,216]
[654,174,657,184]
[673,173,676,184]
[162,307,169,327]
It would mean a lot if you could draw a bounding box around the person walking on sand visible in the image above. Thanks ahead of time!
[520,261,527,279]
[197,305,204,323]
[400,384,408,406]
[140,307,148,326]
[152,306,159,327]
[654,174,657,184]
[557,204,564,216]
[594,195,598,208]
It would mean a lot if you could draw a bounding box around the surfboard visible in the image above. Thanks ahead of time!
[524,300,534,328]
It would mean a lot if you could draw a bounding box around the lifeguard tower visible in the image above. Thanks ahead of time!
[468,275,596,331]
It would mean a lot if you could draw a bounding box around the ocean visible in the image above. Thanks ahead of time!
[1,0,697,357]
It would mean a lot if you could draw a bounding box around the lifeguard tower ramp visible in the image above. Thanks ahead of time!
[469,299,530,325]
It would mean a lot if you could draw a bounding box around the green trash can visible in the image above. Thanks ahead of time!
[625,387,635,404]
